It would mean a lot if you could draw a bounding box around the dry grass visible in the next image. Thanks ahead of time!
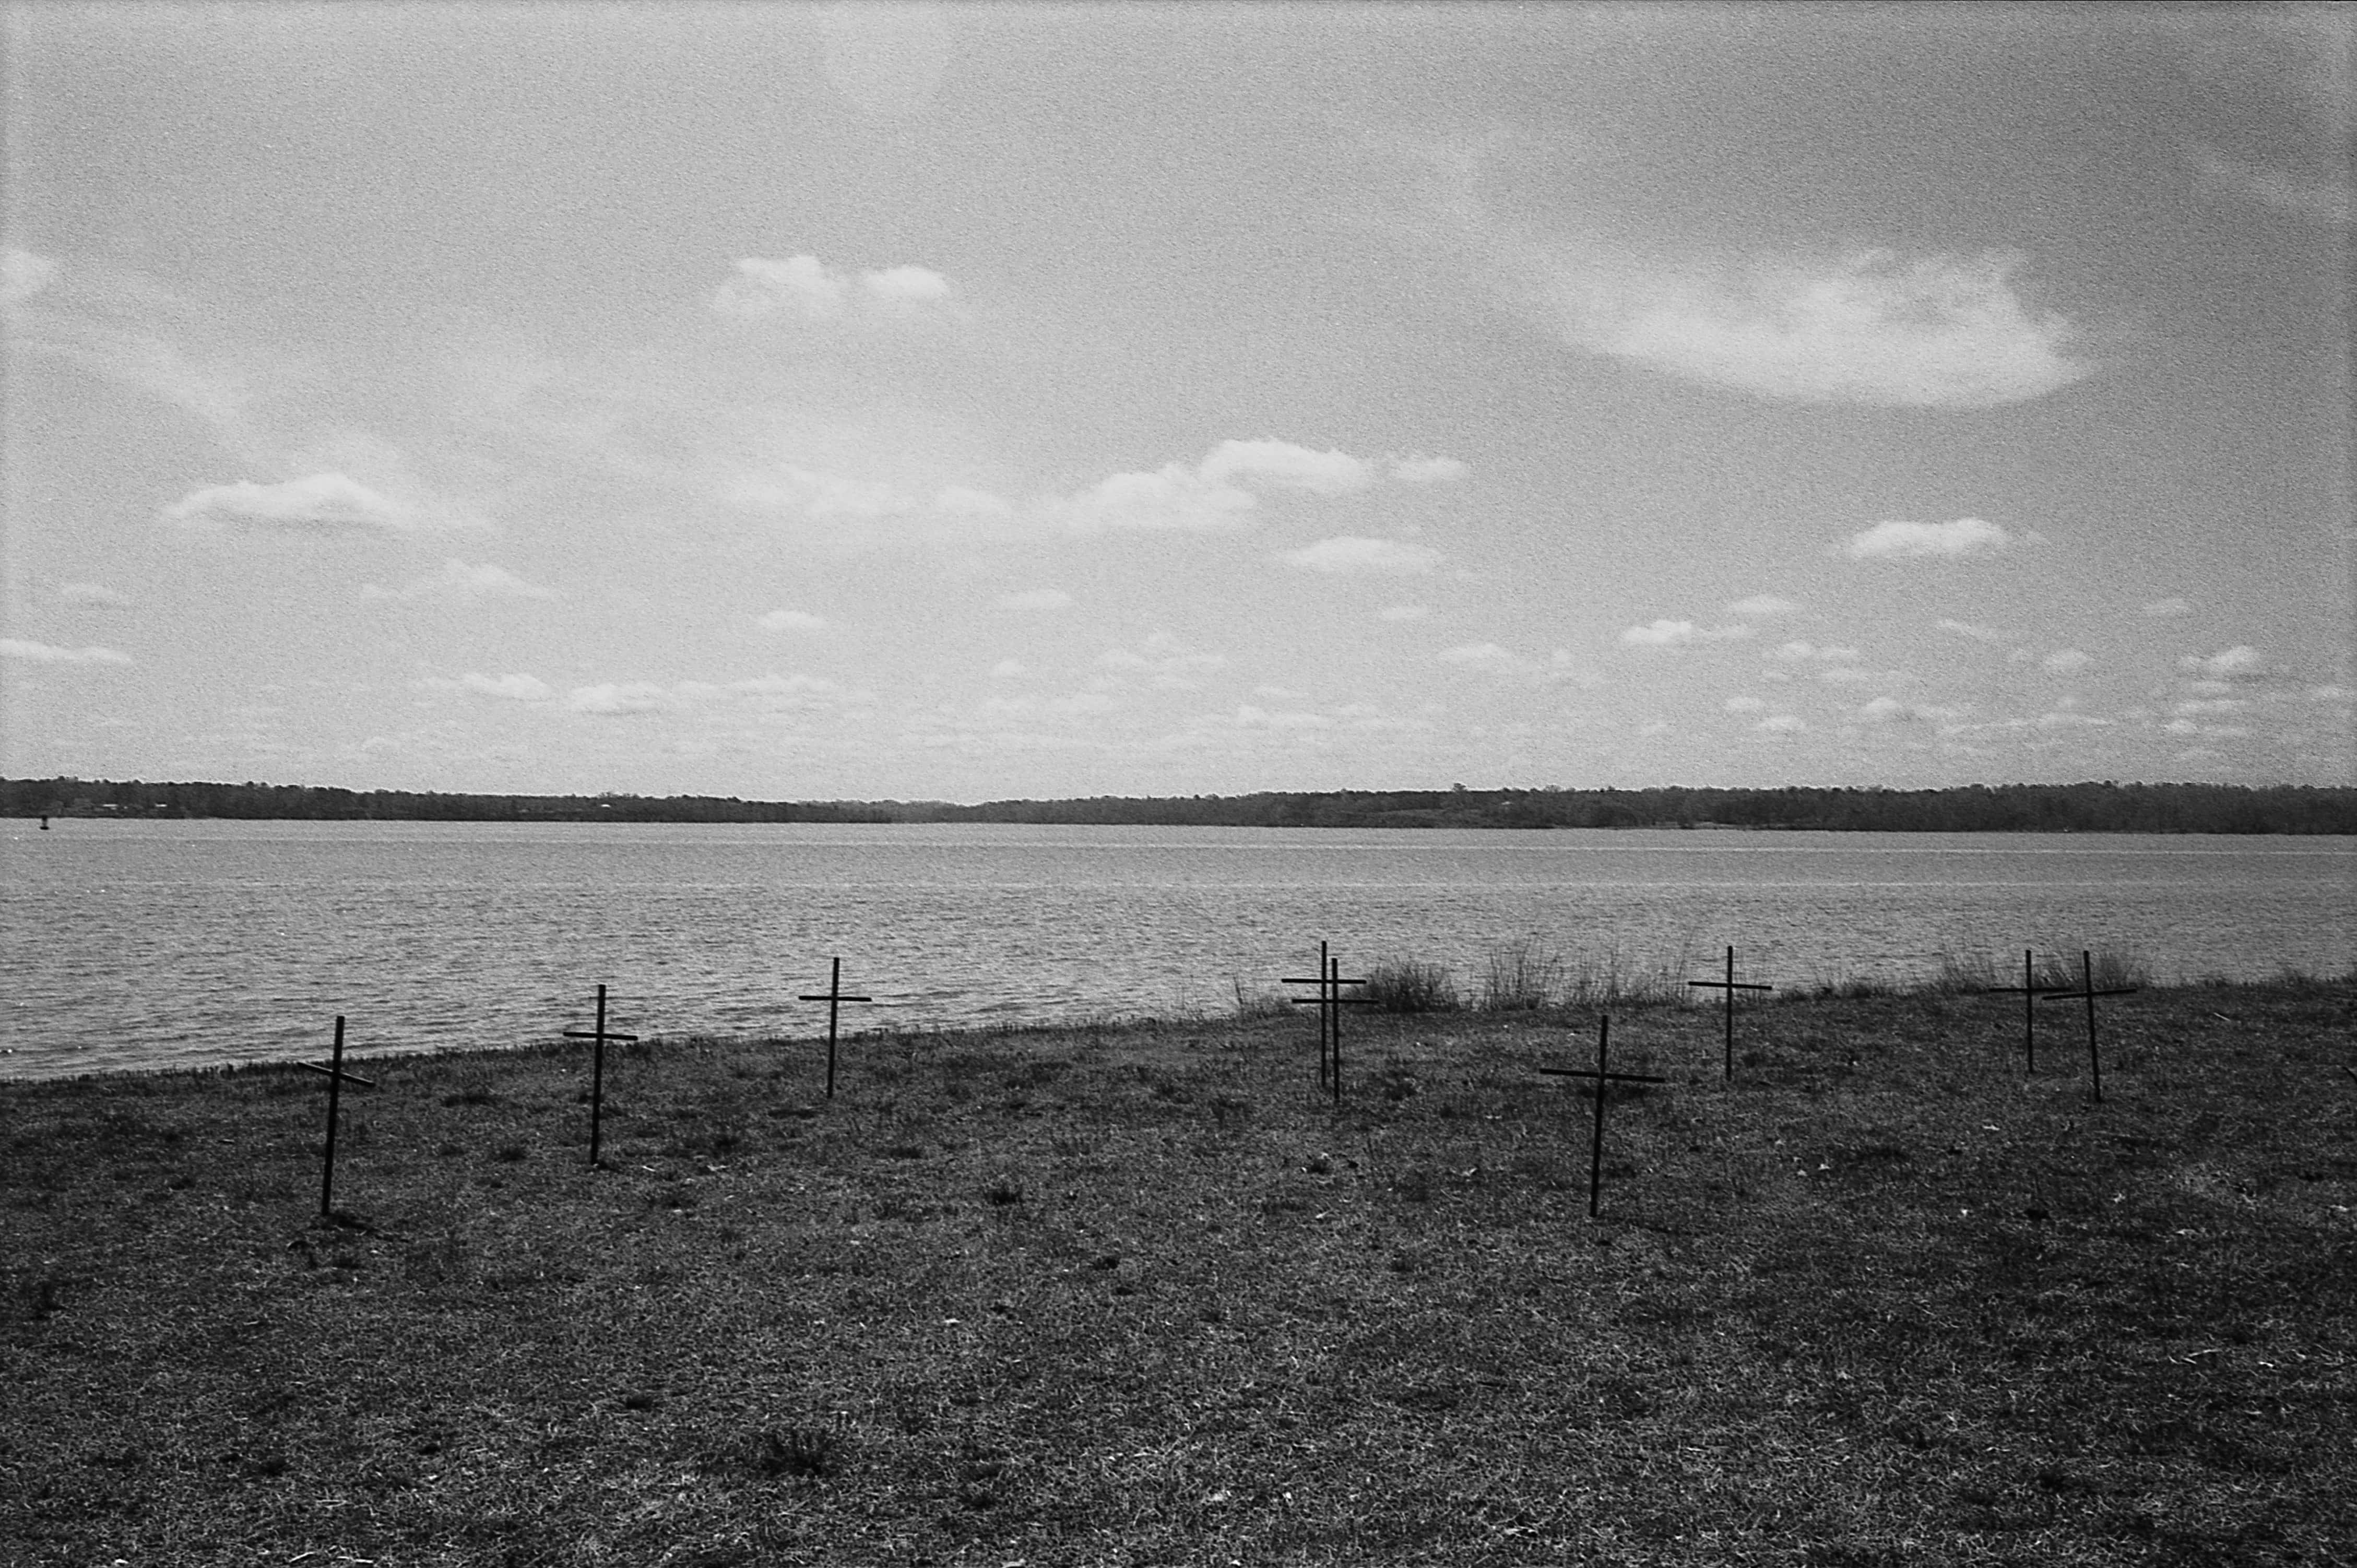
[3,978,2353,1566]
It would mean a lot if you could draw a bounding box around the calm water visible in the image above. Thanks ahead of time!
[3,820,2350,1080]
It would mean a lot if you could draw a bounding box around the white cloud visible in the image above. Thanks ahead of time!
[1389,455,1468,484]
[1531,246,2088,408]
[1817,666,1875,685]
[2190,145,2352,227]
[1201,439,1373,495]
[2042,648,2093,674]
[711,255,958,322]
[2140,597,2193,618]
[162,472,427,534]
[1437,642,1523,674]
[1620,618,1752,647]
[566,681,672,716]
[1937,618,2003,641]
[1756,714,1807,734]
[1053,461,1259,532]
[457,672,554,703]
[1724,695,1768,713]
[1859,697,1964,725]
[758,609,828,632]
[997,588,1072,611]
[1774,640,1861,662]
[1096,632,1224,687]
[989,659,1029,679]
[57,581,129,607]
[1844,517,2018,560]
[0,637,132,666]
[1230,703,1333,731]
[2,247,60,306]
[2180,645,2268,681]
[1379,603,1431,622]
[1278,536,1441,575]
[1726,595,1799,618]
[364,560,555,603]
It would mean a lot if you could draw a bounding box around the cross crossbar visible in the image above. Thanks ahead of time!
[798,956,874,1099]
[2037,988,2140,1002]
[297,1059,377,1088]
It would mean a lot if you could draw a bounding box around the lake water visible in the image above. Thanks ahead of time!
[3,820,2350,1080]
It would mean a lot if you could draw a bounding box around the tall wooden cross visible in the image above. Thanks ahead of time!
[1538,1014,1668,1219]
[1687,945,1773,1079]
[297,1015,375,1217]
[562,984,637,1165]
[2037,950,2138,1102]
[798,957,873,1100]
[1283,945,1371,1102]
[1984,949,2042,1073]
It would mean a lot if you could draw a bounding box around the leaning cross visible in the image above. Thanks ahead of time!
[798,957,873,1100]
[1283,946,1372,1102]
[2037,949,2138,1103]
[1687,945,1773,1079]
[563,983,638,1165]
[1538,1014,1668,1219]
[298,1014,376,1217]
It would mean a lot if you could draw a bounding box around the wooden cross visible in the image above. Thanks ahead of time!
[798,957,873,1100]
[562,983,637,1165]
[1984,948,2042,1074]
[2038,949,2138,1102]
[1283,945,1372,1102]
[1687,945,1773,1079]
[298,1015,375,1217]
[1538,1014,1667,1219]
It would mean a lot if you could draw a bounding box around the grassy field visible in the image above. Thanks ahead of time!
[4,978,2353,1566]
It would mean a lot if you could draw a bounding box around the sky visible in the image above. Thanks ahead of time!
[3,3,2351,801]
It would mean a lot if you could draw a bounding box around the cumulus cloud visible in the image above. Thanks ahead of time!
[1773,640,1861,662]
[1756,714,1807,734]
[3,248,60,305]
[1619,618,1752,647]
[1724,695,1768,713]
[2190,145,2352,227]
[997,588,1072,611]
[758,609,828,632]
[57,581,129,607]
[989,659,1029,679]
[1527,245,2088,408]
[566,681,672,716]
[2042,648,2093,673]
[711,255,958,322]
[1860,696,1964,725]
[1844,517,2020,560]
[162,472,428,534]
[1097,632,1224,687]
[1278,536,1441,575]
[1727,595,1799,618]
[2180,645,2269,681]
[456,672,554,702]
[1389,455,1468,484]
[0,637,132,666]
[364,560,555,603]
[1200,439,1373,495]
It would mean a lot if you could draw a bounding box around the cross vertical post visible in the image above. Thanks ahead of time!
[2036,950,2138,1103]
[798,957,874,1100]
[1984,949,2039,1073]
[1538,1014,1669,1220]
[1687,945,1773,1079]
[297,1015,376,1218]
[1284,946,1370,1103]
[563,984,638,1165]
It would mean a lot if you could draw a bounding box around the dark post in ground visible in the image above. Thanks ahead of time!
[563,984,638,1163]
[798,957,873,1099]
[1284,947,1371,1102]
[2038,949,2139,1103]
[1539,1015,1669,1219]
[1985,949,2041,1073]
[298,1015,376,1217]
[1687,945,1773,1079]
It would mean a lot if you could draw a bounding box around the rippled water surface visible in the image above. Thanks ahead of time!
[4,820,2350,1078]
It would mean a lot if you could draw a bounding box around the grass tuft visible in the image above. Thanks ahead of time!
[1362,958,1458,1012]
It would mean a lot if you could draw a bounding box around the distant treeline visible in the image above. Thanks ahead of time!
[7,777,2355,834]
[2,778,892,824]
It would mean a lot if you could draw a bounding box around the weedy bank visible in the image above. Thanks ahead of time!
[4,979,2352,1566]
